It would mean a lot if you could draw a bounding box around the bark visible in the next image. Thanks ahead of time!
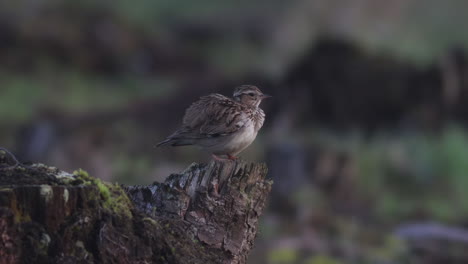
[0,152,271,264]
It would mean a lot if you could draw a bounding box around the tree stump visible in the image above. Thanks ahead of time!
[0,152,272,264]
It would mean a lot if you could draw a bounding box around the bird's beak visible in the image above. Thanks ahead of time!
[261,94,272,99]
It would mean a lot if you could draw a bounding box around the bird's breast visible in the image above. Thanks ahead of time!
[234,122,257,145]
[222,121,257,154]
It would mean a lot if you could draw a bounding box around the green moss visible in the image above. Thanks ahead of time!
[96,181,111,200]
[73,168,90,179]
[102,183,133,219]
[142,217,159,226]
[72,168,133,218]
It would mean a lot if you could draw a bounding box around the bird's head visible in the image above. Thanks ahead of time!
[233,85,271,108]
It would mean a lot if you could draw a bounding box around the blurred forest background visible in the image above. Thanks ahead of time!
[2,0,468,263]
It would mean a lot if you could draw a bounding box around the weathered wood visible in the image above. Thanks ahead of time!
[0,152,272,264]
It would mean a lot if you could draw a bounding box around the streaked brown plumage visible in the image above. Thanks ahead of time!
[156,85,270,160]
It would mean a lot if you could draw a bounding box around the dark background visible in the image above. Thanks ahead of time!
[2,0,468,263]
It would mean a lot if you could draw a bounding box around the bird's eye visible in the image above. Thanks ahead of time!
[248,93,255,97]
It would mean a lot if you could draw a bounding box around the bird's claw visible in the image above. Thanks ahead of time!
[212,154,237,161]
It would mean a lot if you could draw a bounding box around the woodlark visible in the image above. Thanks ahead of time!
[156,85,271,160]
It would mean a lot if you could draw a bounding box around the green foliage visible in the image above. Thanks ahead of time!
[0,72,176,122]
[303,255,341,264]
[367,235,409,263]
[268,248,298,264]
[313,125,468,224]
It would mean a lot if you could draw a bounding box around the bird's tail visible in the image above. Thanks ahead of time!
[155,138,172,147]
[156,128,197,147]
[155,138,194,147]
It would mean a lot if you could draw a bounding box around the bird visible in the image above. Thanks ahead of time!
[156,85,271,160]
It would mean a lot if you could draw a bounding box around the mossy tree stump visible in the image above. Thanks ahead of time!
[0,154,271,264]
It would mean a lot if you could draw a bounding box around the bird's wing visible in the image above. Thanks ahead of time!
[182,94,249,137]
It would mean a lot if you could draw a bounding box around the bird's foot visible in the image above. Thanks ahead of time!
[211,154,237,161]
[212,154,226,161]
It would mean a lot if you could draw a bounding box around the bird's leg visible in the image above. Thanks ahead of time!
[212,154,226,161]
[212,154,237,161]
